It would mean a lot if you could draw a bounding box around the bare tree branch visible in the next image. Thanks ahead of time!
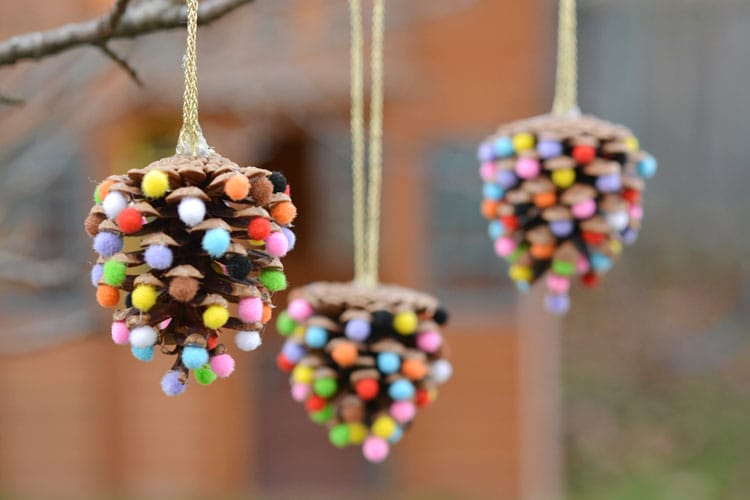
[0,0,255,67]
[96,43,143,86]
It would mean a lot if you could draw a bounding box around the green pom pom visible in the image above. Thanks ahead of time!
[276,311,296,336]
[329,423,350,448]
[102,260,127,287]
[260,269,287,292]
[93,186,102,204]
[310,404,334,424]
[313,377,338,398]
[552,260,575,276]
[194,365,217,385]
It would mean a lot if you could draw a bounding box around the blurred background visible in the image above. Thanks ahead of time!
[0,0,749,499]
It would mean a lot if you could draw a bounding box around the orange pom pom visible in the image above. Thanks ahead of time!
[331,341,358,367]
[98,179,115,202]
[96,284,119,308]
[261,303,273,324]
[401,358,428,380]
[225,174,250,201]
[533,192,556,209]
[271,201,297,225]
[530,244,555,260]
[481,200,498,219]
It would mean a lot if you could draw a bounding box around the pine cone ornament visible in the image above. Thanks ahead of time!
[478,114,657,314]
[85,154,298,394]
[275,282,452,463]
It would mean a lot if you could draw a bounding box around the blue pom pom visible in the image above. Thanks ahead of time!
[144,244,173,270]
[483,183,505,201]
[90,263,103,287]
[590,252,613,272]
[131,345,154,362]
[388,425,403,444]
[637,156,658,178]
[388,379,415,400]
[93,232,123,257]
[493,137,514,158]
[202,228,231,258]
[305,326,328,348]
[182,345,209,369]
[488,220,504,240]
[377,352,401,375]
[281,227,297,251]
[516,281,530,293]
[160,370,187,396]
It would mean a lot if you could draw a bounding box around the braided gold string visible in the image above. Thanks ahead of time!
[551,0,580,116]
[176,0,211,156]
[349,0,367,285]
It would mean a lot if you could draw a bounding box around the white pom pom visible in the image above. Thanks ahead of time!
[102,191,128,220]
[606,211,629,232]
[178,197,206,227]
[430,359,453,384]
[129,326,157,348]
[235,330,262,351]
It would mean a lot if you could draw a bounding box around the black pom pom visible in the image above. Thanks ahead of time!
[269,171,288,193]
[124,292,133,308]
[371,310,394,335]
[225,255,254,280]
[433,307,449,325]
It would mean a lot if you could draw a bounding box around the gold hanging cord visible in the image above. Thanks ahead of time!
[551,0,579,116]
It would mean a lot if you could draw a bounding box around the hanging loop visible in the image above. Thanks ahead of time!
[551,0,580,116]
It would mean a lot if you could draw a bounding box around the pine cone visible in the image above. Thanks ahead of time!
[477,114,657,314]
[85,154,298,395]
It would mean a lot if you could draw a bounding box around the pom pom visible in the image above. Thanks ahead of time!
[129,325,157,348]
[247,217,271,241]
[182,345,209,369]
[281,227,296,251]
[116,207,143,234]
[178,197,206,227]
[131,345,154,361]
[265,232,289,257]
[331,341,358,367]
[93,232,123,257]
[202,228,231,258]
[515,157,541,179]
[203,304,229,329]
[90,263,103,287]
[345,318,371,341]
[291,382,311,402]
[313,377,338,398]
[306,395,327,412]
[544,293,570,315]
[377,352,401,374]
[224,174,250,201]
[277,352,295,372]
[169,277,198,302]
[329,423,350,448]
[638,155,658,178]
[388,379,415,401]
[287,299,313,322]
[572,145,596,164]
[132,284,158,312]
[144,244,173,270]
[390,401,416,424]
[102,260,127,287]
[309,404,334,424]
[161,370,187,396]
[235,330,262,351]
[238,297,263,323]
[363,437,390,463]
[433,307,449,325]
[111,321,129,345]
[194,366,217,385]
[402,358,428,380]
[393,311,418,335]
[94,179,115,204]
[416,331,442,353]
[305,326,328,348]
[260,269,287,292]
[225,255,253,280]
[141,170,170,199]
[430,359,453,384]
[292,365,314,384]
[372,415,397,439]
[355,378,379,400]
[102,191,128,220]
[388,425,404,444]
[209,353,235,378]
[249,177,274,205]
[348,422,368,445]
[371,310,394,335]
[96,284,119,308]
[270,201,297,225]
[275,311,296,335]
[282,340,305,363]
[269,171,288,193]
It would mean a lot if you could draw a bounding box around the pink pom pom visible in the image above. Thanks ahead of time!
[158,317,172,330]
[629,204,643,220]
[209,353,235,378]
[479,162,495,182]
[515,157,540,179]
[288,298,313,322]
[576,256,591,274]
[546,274,570,294]
[363,436,390,463]
[416,331,442,353]
[265,232,289,258]
[238,297,263,323]
[494,237,517,257]
[111,321,129,345]
[571,199,596,219]
[390,401,416,424]
[291,382,311,402]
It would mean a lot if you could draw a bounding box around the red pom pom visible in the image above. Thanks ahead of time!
[416,388,431,407]
[284,185,291,196]
[207,334,218,350]
[117,207,143,234]
[305,395,327,412]
[500,215,519,232]
[247,217,271,241]
[572,145,596,164]
[355,378,379,400]
[582,231,607,246]
[621,188,640,204]
[582,273,600,288]
[276,353,295,372]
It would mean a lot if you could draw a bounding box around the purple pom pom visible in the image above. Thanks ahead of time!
[144,244,173,270]
[93,232,123,257]
[281,227,296,251]
[544,293,570,315]
[90,264,103,287]
[282,340,305,363]
[477,142,494,162]
[160,370,186,396]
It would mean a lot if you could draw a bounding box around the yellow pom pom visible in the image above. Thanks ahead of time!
[552,168,576,188]
[293,325,306,338]
[132,285,157,312]
[348,422,368,445]
[372,415,397,439]
[203,304,229,329]
[141,170,170,199]
[609,239,623,256]
[512,132,535,152]
[509,265,532,282]
[292,365,314,384]
[393,311,418,335]
[625,136,640,153]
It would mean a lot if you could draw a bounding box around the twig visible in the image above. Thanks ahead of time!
[96,43,143,86]
[0,92,24,106]
[0,0,254,67]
